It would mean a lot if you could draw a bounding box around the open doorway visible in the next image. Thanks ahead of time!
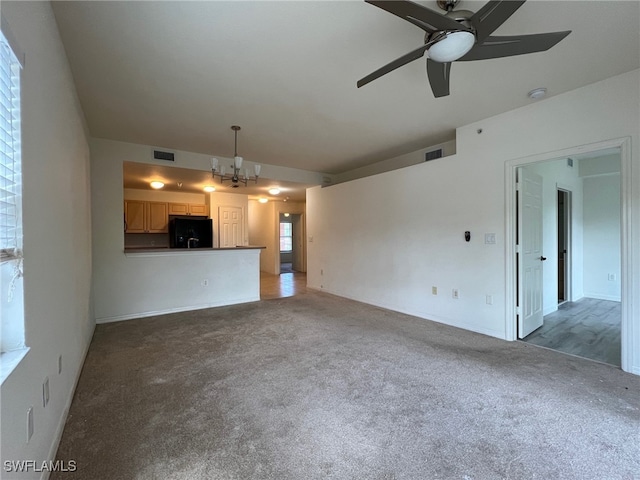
[279,213,304,274]
[557,188,570,305]
[513,149,623,366]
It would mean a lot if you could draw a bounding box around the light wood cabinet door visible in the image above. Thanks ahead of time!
[189,204,209,216]
[124,201,146,233]
[168,203,189,215]
[147,202,169,233]
[168,202,209,216]
[124,201,168,233]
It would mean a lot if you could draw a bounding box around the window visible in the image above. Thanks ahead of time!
[279,222,292,252]
[1,27,25,358]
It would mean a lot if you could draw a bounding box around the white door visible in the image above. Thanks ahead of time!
[518,168,545,338]
[219,206,243,247]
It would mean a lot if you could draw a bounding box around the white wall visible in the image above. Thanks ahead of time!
[248,200,306,274]
[248,199,276,272]
[334,139,456,184]
[1,1,94,475]
[583,173,621,300]
[124,188,207,205]
[307,69,640,374]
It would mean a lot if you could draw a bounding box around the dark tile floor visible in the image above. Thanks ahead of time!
[523,298,621,366]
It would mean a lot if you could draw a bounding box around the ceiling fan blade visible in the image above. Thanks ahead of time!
[357,43,431,88]
[459,31,571,61]
[426,59,451,98]
[366,0,468,33]
[470,1,526,43]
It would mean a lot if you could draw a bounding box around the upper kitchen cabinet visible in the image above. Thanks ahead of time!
[168,203,209,216]
[125,200,168,233]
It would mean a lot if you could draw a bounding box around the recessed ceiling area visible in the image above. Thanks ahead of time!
[123,162,312,202]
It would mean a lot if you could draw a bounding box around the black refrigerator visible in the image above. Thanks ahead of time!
[169,218,213,248]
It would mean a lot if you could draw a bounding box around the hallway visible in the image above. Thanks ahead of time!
[260,271,308,300]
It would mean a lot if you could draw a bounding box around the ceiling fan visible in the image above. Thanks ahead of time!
[357,0,571,97]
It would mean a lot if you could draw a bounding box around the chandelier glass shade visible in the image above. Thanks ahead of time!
[211,126,260,187]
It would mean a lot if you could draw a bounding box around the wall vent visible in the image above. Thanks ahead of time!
[153,150,175,162]
[567,157,574,167]
[425,149,443,162]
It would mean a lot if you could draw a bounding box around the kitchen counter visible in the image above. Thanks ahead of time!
[124,245,265,255]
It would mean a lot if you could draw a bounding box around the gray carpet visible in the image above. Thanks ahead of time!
[53,290,639,479]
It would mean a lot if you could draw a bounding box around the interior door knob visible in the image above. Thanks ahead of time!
[540,256,547,261]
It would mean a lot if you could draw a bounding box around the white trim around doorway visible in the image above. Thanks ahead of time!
[504,137,635,374]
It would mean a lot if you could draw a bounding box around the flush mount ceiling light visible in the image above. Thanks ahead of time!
[210,126,261,188]
[203,185,216,193]
[268,188,281,195]
[426,31,475,63]
[150,181,164,189]
[528,87,547,100]
[258,198,268,204]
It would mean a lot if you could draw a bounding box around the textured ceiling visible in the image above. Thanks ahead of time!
[52,1,639,179]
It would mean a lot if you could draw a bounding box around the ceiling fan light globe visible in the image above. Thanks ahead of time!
[427,31,475,63]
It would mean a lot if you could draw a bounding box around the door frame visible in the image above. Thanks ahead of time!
[556,186,572,305]
[504,136,633,372]
[274,208,306,275]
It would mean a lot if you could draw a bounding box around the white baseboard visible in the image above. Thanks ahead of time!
[95,296,260,324]
[583,293,622,302]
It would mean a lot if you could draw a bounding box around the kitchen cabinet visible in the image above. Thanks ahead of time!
[168,203,209,216]
[124,201,168,233]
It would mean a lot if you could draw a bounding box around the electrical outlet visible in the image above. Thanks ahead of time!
[432,286,437,295]
[201,279,209,287]
[452,289,459,299]
[608,273,616,281]
[486,295,493,305]
[43,377,50,407]
[26,407,34,442]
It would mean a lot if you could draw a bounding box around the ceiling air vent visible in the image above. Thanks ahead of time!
[425,149,443,162]
[153,150,175,162]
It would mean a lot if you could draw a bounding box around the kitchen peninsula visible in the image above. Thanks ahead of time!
[117,176,263,321]
[96,245,266,324]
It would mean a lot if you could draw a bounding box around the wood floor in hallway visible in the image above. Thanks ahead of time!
[260,271,308,300]
[523,298,621,366]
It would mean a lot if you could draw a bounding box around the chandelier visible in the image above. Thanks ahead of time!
[210,125,261,188]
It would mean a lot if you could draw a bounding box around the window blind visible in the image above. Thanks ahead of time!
[0,32,22,263]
